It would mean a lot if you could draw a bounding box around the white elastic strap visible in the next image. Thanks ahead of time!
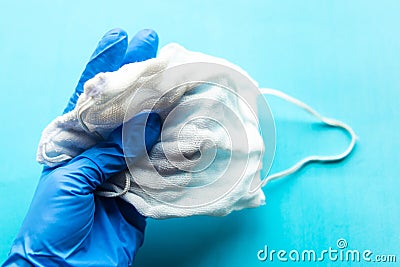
[42,143,73,163]
[95,173,131,197]
[258,88,357,189]
[76,97,104,140]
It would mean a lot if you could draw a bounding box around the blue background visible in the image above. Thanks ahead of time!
[1,1,399,266]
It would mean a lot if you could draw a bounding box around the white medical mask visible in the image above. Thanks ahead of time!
[37,44,356,219]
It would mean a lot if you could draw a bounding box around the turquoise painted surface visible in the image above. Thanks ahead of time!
[0,1,399,266]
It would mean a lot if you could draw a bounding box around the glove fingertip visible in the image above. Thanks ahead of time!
[62,28,128,114]
[122,29,159,65]
[90,28,128,61]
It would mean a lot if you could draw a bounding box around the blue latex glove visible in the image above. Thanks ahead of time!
[2,28,160,267]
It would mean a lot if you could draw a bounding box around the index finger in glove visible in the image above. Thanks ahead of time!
[63,28,128,114]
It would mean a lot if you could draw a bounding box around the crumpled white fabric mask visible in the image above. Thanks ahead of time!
[37,43,356,219]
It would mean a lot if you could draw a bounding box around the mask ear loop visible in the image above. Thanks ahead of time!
[252,88,357,192]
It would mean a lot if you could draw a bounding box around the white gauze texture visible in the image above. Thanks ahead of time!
[37,43,266,219]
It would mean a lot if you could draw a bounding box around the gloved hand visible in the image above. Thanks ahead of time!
[2,28,160,267]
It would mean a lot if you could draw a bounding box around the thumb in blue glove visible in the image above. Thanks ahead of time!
[3,28,160,267]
